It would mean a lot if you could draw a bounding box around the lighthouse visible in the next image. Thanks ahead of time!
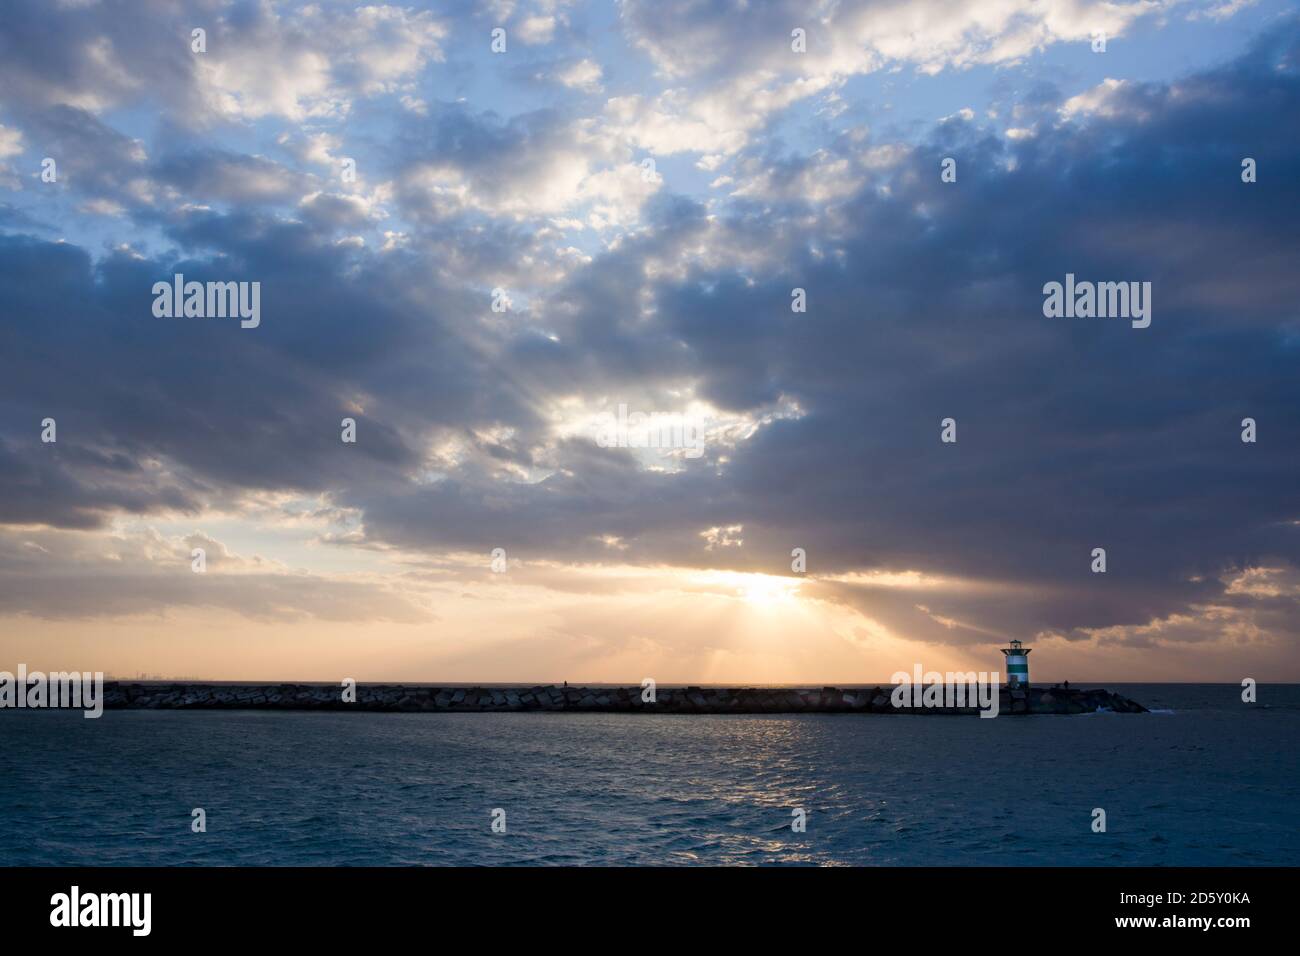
[1000,639,1031,688]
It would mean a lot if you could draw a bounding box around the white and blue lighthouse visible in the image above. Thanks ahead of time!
[1000,639,1031,688]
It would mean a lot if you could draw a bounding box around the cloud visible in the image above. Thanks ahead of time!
[0,123,22,160]
[153,150,302,204]
[392,105,660,224]
[192,4,447,121]
[0,0,445,123]
[554,57,603,92]
[0,123,23,189]
[623,0,1160,78]
[1059,78,1138,120]
[0,2,1296,675]
[516,15,557,45]
[0,525,430,622]
[3,104,152,206]
[611,0,1169,155]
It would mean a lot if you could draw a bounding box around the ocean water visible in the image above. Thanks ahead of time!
[1,684,1296,866]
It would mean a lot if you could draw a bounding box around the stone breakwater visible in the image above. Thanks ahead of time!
[98,683,1148,715]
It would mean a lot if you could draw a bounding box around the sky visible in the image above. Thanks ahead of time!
[0,0,1297,683]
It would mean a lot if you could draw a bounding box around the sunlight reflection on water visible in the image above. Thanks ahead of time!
[2,685,1296,865]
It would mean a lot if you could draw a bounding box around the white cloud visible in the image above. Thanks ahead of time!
[399,118,659,225]
[604,91,748,156]
[1189,0,1259,22]
[1059,78,1136,120]
[278,131,344,168]
[0,124,23,188]
[0,124,23,160]
[613,0,1168,154]
[555,58,603,92]
[77,198,126,216]
[195,4,446,121]
[517,15,557,44]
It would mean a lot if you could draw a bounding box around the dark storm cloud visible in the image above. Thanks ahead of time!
[627,26,1300,631]
[349,25,1300,641]
[0,217,508,526]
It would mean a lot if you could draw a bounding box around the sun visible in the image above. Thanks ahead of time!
[684,569,806,610]
[740,574,802,608]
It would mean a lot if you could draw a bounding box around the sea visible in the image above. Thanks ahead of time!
[1,683,1296,866]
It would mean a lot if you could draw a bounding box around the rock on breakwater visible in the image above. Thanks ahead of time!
[95,683,1148,715]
